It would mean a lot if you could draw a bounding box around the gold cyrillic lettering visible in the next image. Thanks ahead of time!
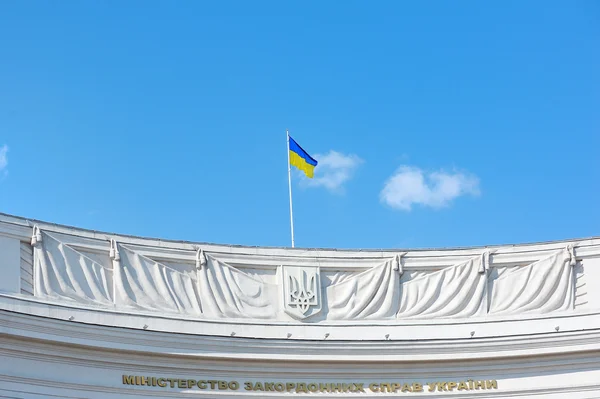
[178,379,187,388]
[428,382,436,392]
[355,383,365,392]
[275,383,285,392]
[296,383,308,393]
[475,380,485,390]
[370,383,380,392]
[320,383,331,392]
[197,380,207,389]
[447,381,457,391]
[122,375,135,385]
[157,378,167,388]
[458,381,468,390]
[229,381,239,390]
[331,383,343,393]
[468,379,474,390]
[381,383,392,393]
[218,381,227,390]
[413,382,423,392]
[308,383,318,392]
[208,380,218,389]
[286,382,295,392]
[151,377,157,386]
[254,382,264,391]
[167,378,176,388]
[141,377,149,386]
[264,382,274,391]
[486,380,498,389]
[401,383,412,392]
[186,380,195,389]
[437,382,447,391]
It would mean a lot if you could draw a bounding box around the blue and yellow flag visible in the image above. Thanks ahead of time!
[289,136,318,178]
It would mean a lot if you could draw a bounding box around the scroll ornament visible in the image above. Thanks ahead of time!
[393,253,407,276]
[566,244,576,267]
[195,248,207,269]
[31,225,43,247]
[109,238,120,262]
[478,251,493,274]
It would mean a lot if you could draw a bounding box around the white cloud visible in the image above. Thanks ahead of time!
[0,145,8,178]
[380,165,480,211]
[302,150,363,193]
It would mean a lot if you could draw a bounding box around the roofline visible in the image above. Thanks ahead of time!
[1,211,597,253]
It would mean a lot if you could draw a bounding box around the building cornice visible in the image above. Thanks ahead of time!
[1,212,599,269]
[3,295,600,363]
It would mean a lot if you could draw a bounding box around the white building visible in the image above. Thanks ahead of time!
[1,212,600,398]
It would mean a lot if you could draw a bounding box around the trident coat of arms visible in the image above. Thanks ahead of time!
[282,266,321,320]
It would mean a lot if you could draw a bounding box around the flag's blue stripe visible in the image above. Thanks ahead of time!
[289,136,318,166]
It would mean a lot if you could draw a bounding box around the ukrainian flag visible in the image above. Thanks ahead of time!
[289,136,318,178]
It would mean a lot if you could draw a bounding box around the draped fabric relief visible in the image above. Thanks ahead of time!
[488,249,574,316]
[326,258,399,320]
[397,256,486,319]
[114,245,201,315]
[322,270,362,287]
[30,227,579,321]
[234,267,278,286]
[197,255,278,319]
[33,232,112,305]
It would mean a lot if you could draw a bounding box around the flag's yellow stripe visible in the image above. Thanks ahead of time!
[290,151,315,178]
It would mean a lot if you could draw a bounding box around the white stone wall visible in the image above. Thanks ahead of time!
[1,212,600,398]
[1,310,600,398]
[0,234,21,294]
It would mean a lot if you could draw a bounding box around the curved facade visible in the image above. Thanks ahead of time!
[1,212,600,398]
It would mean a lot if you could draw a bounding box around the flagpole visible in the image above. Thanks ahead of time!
[286,129,295,248]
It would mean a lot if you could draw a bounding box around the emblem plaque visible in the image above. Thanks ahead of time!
[282,266,321,320]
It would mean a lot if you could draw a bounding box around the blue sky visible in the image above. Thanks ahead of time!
[0,1,598,249]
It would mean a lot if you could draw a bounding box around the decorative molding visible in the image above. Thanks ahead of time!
[18,227,588,323]
[109,238,120,262]
[195,248,206,269]
[393,253,406,275]
[567,244,577,267]
[478,250,493,274]
[4,300,600,359]
[2,213,599,267]
[30,224,42,247]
